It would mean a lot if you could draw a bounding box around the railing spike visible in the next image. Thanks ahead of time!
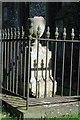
[14,27,17,39]
[11,27,13,39]
[71,28,75,40]
[17,27,20,39]
[22,26,25,39]
[4,28,7,39]
[46,26,50,38]
[55,27,59,40]
[28,23,33,40]
[63,28,67,40]
[2,29,4,39]
[8,28,10,39]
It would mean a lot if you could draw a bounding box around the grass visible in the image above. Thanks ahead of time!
[0,109,80,119]
[44,113,80,119]
[0,105,80,119]
[0,106,17,120]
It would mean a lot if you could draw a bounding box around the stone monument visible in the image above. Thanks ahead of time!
[28,16,57,98]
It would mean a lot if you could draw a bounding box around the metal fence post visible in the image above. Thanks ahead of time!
[26,21,33,109]
[61,28,66,96]
[53,27,59,97]
[69,28,75,96]
[44,26,50,97]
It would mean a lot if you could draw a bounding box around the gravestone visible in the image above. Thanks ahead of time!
[30,39,57,98]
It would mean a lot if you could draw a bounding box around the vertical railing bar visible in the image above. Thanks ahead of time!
[69,42,73,96]
[17,41,22,95]
[26,21,33,109]
[4,29,7,89]
[6,41,9,90]
[53,27,59,97]
[14,41,17,93]
[69,28,74,96]
[34,60,36,78]
[6,41,8,90]
[21,26,25,96]
[77,45,80,96]
[26,39,31,110]
[10,41,13,91]
[2,30,6,88]
[44,40,48,97]
[22,41,25,97]
[5,41,8,89]
[7,41,10,90]
[15,27,20,94]
[44,26,50,97]
[13,27,17,93]
[41,60,44,80]
[1,40,4,89]
[11,41,14,92]
[53,42,57,96]
[23,43,27,97]
[4,38,6,86]
[21,41,23,78]
[20,41,23,94]
[9,28,13,92]
[16,41,19,94]
[4,41,7,88]
[12,41,16,93]
[36,39,39,98]
[61,42,65,96]
[1,39,2,89]
[3,40,5,88]
[7,28,10,90]
[61,28,66,96]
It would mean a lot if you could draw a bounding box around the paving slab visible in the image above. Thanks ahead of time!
[0,93,80,119]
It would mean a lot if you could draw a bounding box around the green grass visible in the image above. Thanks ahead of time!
[44,113,80,119]
[0,107,17,120]
[0,106,80,119]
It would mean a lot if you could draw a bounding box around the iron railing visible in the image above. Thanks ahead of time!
[0,25,80,109]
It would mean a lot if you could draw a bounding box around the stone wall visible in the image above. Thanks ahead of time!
[29,2,46,19]
[2,3,19,28]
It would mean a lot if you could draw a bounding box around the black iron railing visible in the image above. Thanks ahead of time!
[0,25,80,109]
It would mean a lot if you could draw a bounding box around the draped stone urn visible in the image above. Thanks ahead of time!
[28,16,57,98]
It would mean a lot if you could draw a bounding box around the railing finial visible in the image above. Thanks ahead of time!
[11,27,13,39]
[17,27,20,39]
[63,28,67,40]
[55,27,59,40]
[14,27,17,39]
[4,28,7,39]
[8,28,10,39]
[2,29,4,39]
[28,22,33,40]
[71,28,75,40]
[21,26,25,39]
[46,26,50,39]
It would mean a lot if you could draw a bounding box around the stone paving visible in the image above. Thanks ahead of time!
[0,93,80,118]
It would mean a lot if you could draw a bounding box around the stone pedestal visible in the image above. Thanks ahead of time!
[30,40,57,98]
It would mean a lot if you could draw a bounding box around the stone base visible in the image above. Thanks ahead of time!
[30,75,57,98]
